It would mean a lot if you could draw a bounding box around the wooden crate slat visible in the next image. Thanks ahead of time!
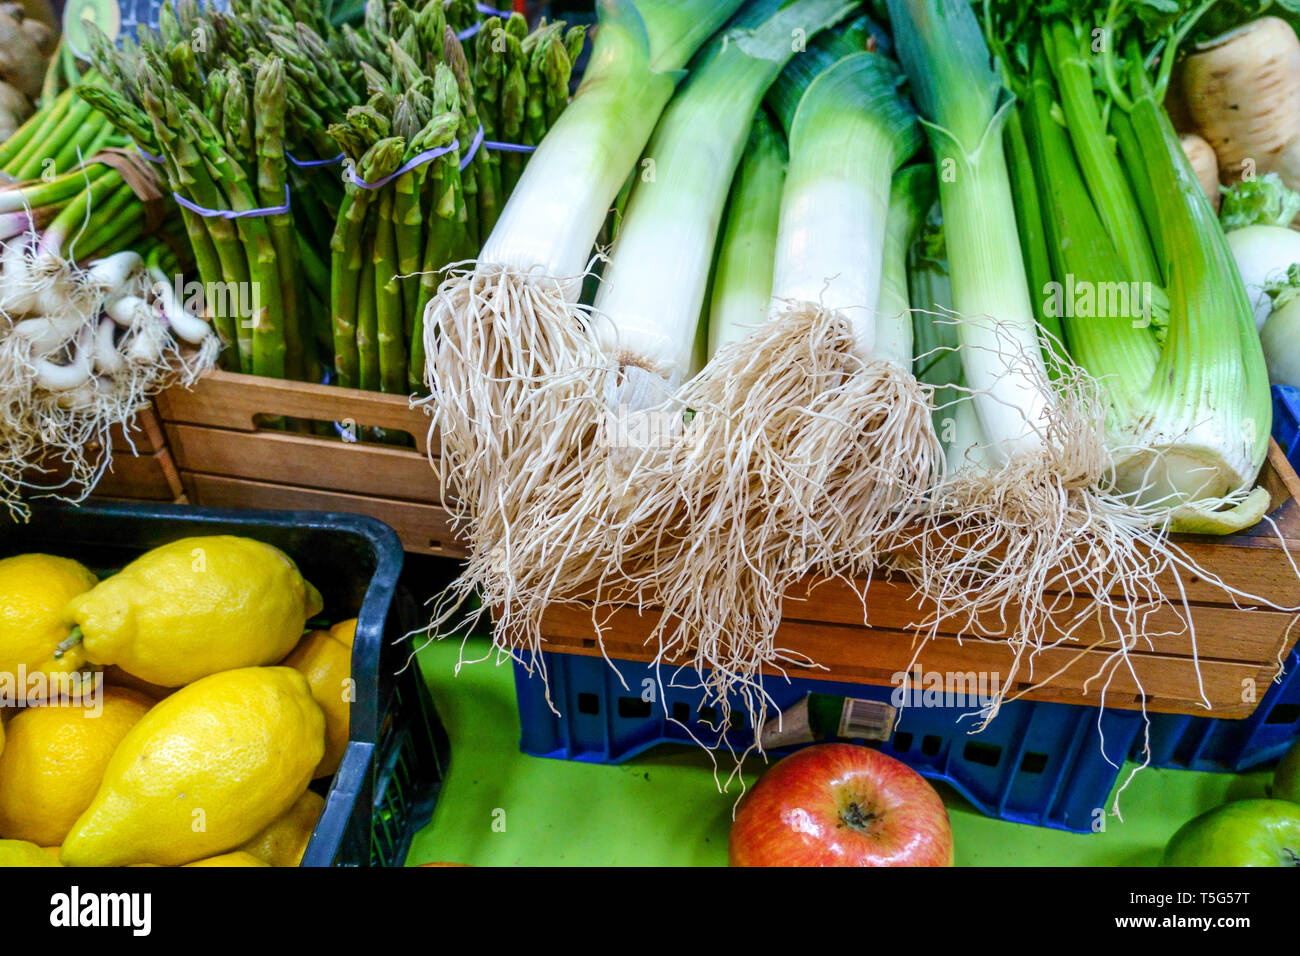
[92,448,184,501]
[165,423,441,505]
[783,577,1295,662]
[157,370,434,453]
[107,406,166,455]
[536,602,1275,717]
[182,472,466,558]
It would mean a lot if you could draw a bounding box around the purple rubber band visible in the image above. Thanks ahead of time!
[485,138,536,154]
[136,146,165,164]
[476,2,512,15]
[173,184,291,219]
[287,151,345,168]
[346,140,460,190]
[457,21,483,41]
[459,124,486,170]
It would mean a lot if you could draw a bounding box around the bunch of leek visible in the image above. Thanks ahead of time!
[420,0,746,618]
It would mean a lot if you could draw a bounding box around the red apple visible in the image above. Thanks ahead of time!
[729,743,954,866]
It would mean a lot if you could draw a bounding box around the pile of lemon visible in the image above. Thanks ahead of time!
[0,536,356,867]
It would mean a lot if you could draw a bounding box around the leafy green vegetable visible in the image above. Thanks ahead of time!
[1221,173,1300,230]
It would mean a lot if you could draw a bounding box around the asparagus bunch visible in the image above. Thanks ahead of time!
[328,4,582,396]
[472,14,585,211]
[81,0,369,377]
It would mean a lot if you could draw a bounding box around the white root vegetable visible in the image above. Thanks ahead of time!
[149,268,211,345]
[1182,17,1300,187]
[1262,296,1300,387]
[85,252,145,295]
[11,314,80,354]
[1181,133,1221,212]
[0,6,46,100]
[92,317,124,376]
[106,294,149,328]
[0,80,30,141]
[32,325,93,391]
[1226,224,1300,328]
[0,241,217,518]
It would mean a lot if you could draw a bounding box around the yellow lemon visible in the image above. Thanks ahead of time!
[239,789,325,866]
[60,667,324,867]
[282,629,352,778]
[0,838,61,866]
[0,554,97,700]
[0,687,152,846]
[67,536,323,687]
[184,852,271,867]
[329,619,356,648]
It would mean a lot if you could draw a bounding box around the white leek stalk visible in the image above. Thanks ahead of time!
[592,0,855,396]
[420,0,746,660]
[602,50,936,736]
[706,111,785,357]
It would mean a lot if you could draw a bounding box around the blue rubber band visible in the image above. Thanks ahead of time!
[459,124,485,170]
[476,2,513,15]
[485,138,536,154]
[346,140,460,190]
[173,184,290,219]
[136,146,165,164]
[457,21,483,41]
[287,151,345,168]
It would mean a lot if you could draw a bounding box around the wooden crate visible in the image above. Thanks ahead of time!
[536,442,1300,720]
[27,405,185,503]
[155,370,464,558]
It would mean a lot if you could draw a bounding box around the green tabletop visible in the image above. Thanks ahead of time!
[407,635,1274,866]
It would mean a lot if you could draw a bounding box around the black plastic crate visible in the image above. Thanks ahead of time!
[1,500,449,867]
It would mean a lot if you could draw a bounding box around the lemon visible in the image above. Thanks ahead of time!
[61,667,324,867]
[0,838,61,867]
[67,536,324,687]
[0,687,152,846]
[282,627,353,778]
[184,852,271,867]
[0,554,97,700]
[239,789,325,866]
[329,619,356,648]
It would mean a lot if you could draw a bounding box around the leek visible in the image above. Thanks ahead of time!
[600,47,934,729]
[591,0,858,399]
[420,0,744,648]
[706,111,786,357]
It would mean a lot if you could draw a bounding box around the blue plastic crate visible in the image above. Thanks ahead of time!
[1273,385,1300,459]
[1139,649,1300,772]
[514,652,1145,833]
[1133,386,1300,772]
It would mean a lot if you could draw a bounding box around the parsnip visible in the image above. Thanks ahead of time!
[1181,132,1222,211]
[1182,17,1300,188]
[0,81,29,141]
[0,7,46,100]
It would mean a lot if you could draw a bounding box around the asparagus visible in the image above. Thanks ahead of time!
[254,57,307,381]
[329,137,404,389]
[373,186,405,394]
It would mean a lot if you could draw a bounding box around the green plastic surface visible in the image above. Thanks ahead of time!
[408,636,1275,866]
